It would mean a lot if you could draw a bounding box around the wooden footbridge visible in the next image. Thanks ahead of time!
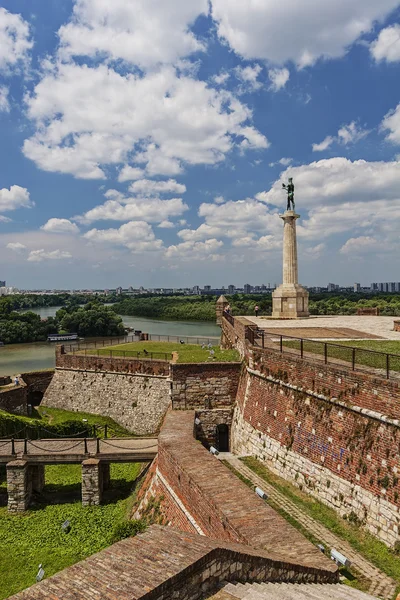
[0,436,157,512]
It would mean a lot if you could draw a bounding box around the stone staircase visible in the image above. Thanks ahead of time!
[212,582,379,600]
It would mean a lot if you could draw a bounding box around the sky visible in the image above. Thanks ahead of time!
[1,1,400,289]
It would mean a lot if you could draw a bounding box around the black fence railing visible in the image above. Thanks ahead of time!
[65,347,173,361]
[0,423,131,441]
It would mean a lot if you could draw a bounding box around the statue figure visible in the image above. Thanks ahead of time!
[282,177,295,211]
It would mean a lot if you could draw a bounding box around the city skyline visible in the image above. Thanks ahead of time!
[1,1,400,288]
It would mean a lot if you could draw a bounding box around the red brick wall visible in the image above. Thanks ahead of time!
[56,345,170,376]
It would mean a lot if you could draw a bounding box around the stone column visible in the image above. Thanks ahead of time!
[282,211,299,285]
[30,464,45,493]
[82,458,102,506]
[216,295,229,325]
[7,460,31,512]
[272,210,309,319]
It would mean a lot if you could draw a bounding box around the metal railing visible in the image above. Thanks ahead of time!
[222,312,400,380]
[66,346,172,361]
[0,423,131,441]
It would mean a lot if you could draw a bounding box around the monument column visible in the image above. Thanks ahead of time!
[272,207,309,319]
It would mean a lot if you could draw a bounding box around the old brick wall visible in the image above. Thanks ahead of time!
[43,369,170,435]
[194,408,233,448]
[56,345,170,376]
[137,410,338,577]
[232,365,400,547]
[170,362,241,410]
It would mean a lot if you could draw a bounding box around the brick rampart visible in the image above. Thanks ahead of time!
[139,410,337,575]
[170,362,241,410]
[56,345,170,376]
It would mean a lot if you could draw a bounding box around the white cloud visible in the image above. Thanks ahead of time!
[340,236,381,255]
[128,178,186,196]
[212,71,230,85]
[58,0,208,69]
[235,64,262,91]
[0,186,33,212]
[312,136,335,152]
[118,166,145,183]
[371,24,400,63]
[214,195,225,204]
[268,68,289,92]
[304,243,326,259]
[211,0,400,67]
[76,196,188,225]
[165,238,223,261]
[158,220,175,228]
[381,103,400,145]
[0,7,32,73]
[0,86,9,112]
[312,122,368,152]
[84,221,163,252]
[27,249,72,262]
[337,121,369,145]
[24,63,268,179]
[6,242,27,253]
[0,216,11,223]
[41,218,80,234]
[269,157,293,167]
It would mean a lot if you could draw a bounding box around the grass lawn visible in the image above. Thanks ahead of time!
[0,462,143,599]
[283,339,400,373]
[241,457,400,595]
[95,341,240,363]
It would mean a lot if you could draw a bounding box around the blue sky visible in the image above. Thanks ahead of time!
[1,0,400,289]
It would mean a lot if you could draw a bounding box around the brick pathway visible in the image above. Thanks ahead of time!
[219,455,397,600]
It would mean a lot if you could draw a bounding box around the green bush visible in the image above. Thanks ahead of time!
[109,519,146,543]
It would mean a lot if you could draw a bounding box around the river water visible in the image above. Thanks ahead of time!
[0,306,220,376]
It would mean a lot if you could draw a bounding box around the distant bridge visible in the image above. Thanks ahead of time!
[1,436,157,512]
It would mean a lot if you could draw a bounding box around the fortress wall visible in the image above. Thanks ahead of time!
[56,345,170,376]
[43,369,170,435]
[0,386,27,415]
[170,362,241,410]
[135,410,338,581]
[232,365,400,547]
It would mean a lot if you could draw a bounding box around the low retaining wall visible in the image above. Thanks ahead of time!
[0,386,27,415]
[170,362,241,410]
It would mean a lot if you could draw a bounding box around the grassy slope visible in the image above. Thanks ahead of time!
[97,341,240,363]
[284,339,400,372]
[242,457,400,594]
[0,462,142,599]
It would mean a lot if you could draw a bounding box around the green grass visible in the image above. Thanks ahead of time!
[96,341,240,363]
[36,406,130,436]
[242,457,400,595]
[0,462,143,599]
[283,339,400,373]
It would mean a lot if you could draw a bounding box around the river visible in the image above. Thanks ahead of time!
[0,306,220,376]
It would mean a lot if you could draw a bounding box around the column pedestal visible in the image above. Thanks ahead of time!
[82,458,102,506]
[7,460,31,512]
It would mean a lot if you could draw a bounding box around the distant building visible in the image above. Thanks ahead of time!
[244,283,252,294]
[354,283,361,293]
[116,287,123,295]
[203,285,211,292]
[0,280,5,287]
[327,283,339,292]
[371,282,400,293]
[228,285,235,294]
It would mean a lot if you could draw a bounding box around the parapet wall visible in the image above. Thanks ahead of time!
[136,410,338,581]
[170,362,241,410]
[0,370,54,416]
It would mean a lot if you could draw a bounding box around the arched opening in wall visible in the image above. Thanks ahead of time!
[29,391,44,406]
[216,424,229,452]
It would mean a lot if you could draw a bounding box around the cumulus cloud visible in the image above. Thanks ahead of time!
[23,63,268,179]
[371,24,400,63]
[268,68,289,92]
[84,221,163,252]
[41,218,79,234]
[0,86,9,112]
[0,7,32,73]
[211,0,400,67]
[118,166,145,182]
[212,71,230,86]
[312,122,368,152]
[128,178,186,196]
[381,103,400,145]
[6,242,27,253]
[235,64,262,92]
[269,157,293,167]
[58,0,208,68]
[164,238,223,261]
[0,186,33,212]
[27,249,72,262]
[339,236,381,255]
[76,196,188,225]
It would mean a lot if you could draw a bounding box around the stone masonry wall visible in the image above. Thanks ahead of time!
[0,386,27,415]
[232,365,400,547]
[170,362,241,410]
[195,408,233,449]
[43,369,170,435]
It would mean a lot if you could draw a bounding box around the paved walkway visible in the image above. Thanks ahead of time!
[218,454,397,600]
